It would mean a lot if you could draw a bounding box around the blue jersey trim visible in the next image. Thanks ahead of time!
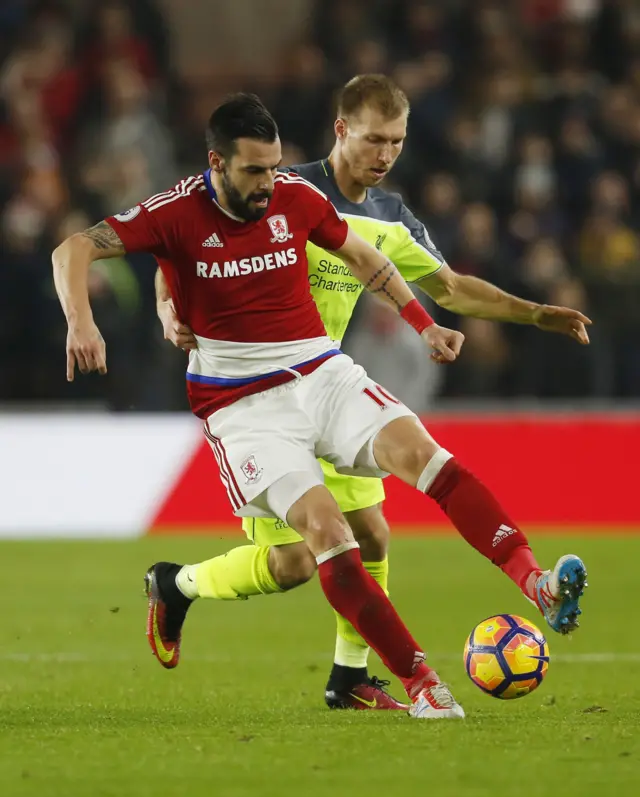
[203,168,217,202]
[186,349,341,387]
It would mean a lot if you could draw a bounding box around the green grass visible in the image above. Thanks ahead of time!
[0,534,638,797]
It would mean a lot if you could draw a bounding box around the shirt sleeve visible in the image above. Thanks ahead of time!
[390,201,446,282]
[105,203,171,256]
[303,187,349,251]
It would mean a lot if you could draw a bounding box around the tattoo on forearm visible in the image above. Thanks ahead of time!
[364,260,402,310]
[81,221,125,252]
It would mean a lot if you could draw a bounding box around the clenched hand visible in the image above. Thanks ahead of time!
[421,324,465,364]
[158,299,197,351]
[66,319,107,381]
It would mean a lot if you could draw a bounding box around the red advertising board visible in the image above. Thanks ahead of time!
[151,414,640,532]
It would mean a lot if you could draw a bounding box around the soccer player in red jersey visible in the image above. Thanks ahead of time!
[156,77,593,713]
[53,94,590,719]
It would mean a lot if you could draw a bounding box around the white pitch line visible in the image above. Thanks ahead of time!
[1,652,640,664]
[550,653,640,663]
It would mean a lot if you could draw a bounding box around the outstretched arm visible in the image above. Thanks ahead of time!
[416,265,592,344]
[52,221,126,380]
[334,229,465,363]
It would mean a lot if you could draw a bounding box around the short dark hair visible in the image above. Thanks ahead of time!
[336,75,410,120]
[205,93,279,157]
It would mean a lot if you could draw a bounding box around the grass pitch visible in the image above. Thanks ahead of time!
[0,534,638,797]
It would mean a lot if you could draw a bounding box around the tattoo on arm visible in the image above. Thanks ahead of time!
[364,260,402,310]
[81,221,125,254]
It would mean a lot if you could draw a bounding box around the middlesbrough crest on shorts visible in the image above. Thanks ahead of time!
[241,455,263,484]
[267,214,293,244]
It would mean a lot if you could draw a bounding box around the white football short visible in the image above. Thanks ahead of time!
[204,354,416,521]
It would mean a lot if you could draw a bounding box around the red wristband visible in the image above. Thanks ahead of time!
[400,298,434,333]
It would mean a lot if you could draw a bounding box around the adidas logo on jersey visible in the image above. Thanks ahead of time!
[202,233,224,247]
[492,524,517,547]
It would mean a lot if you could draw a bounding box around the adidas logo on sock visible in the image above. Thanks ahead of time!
[412,650,426,672]
[202,232,223,247]
[492,524,516,547]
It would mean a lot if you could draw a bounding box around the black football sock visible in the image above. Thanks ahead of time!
[326,663,369,693]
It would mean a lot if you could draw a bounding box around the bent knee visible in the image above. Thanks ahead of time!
[270,544,317,590]
[288,488,354,556]
[374,419,441,486]
[300,511,353,557]
[345,504,390,560]
[401,439,439,481]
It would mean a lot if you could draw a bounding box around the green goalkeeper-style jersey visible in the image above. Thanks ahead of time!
[289,159,446,342]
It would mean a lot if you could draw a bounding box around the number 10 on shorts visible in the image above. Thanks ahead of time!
[363,384,400,410]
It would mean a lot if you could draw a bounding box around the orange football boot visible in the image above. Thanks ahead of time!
[144,562,192,669]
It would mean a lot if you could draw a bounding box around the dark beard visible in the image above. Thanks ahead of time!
[221,171,271,222]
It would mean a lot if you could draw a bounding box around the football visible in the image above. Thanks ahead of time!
[464,614,550,699]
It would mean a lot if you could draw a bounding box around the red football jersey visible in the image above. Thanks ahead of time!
[106,170,349,417]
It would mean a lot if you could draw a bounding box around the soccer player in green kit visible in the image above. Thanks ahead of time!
[155,76,590,710]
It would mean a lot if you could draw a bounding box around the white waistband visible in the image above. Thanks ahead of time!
[187,335,338,379]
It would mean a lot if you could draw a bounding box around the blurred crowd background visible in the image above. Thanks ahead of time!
[1,0,640,412]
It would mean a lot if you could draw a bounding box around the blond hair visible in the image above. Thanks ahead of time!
[336,74,410,120]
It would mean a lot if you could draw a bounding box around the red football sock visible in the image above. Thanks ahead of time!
[318,547,438,684]
[501,545,543,601]
[427,458,542,598]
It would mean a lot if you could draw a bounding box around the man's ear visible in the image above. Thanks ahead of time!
[208,151,225,172]
[335,117,347,140]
